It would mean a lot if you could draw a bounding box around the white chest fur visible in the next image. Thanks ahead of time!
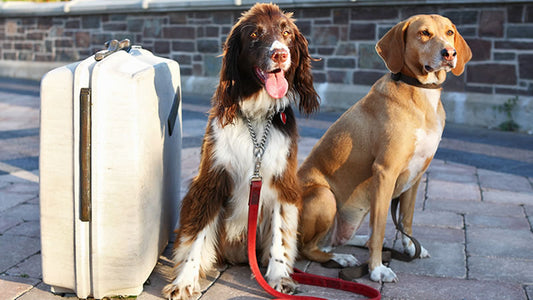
[212,117,290,181]
[211,112,291,240]
[401,89,443,193]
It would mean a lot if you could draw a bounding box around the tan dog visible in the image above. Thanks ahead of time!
[298,15,471,283]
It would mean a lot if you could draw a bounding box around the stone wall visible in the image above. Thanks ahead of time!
[1,1,532,131]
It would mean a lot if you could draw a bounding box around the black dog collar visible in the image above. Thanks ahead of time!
[391,73,442,89]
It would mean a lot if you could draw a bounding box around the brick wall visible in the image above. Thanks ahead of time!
[0,2,532,97]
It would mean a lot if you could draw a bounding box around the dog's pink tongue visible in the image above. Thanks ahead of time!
[265,71,288,99]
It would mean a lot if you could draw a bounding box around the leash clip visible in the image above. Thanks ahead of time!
[251,153,262,182]
[250,175,262,183]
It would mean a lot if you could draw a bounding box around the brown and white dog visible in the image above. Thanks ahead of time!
[162,3,319,299]
[298,15,471,283]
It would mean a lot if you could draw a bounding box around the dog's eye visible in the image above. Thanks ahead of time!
[447,30,454,36]
[250,32,259,39]
[282,30,290,37]
[421,30,431,37]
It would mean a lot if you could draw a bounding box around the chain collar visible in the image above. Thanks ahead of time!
[246,113,274,181]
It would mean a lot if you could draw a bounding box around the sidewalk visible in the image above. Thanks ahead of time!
[0,77,532,300]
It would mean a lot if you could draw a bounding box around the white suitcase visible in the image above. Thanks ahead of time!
[39,40,182,299]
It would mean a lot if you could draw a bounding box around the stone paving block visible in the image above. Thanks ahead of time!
[295,279,373,299]
[297,137,319,162]
[408,225,465,244]
[26,196,39,205]
[525,205,533,217]
[427,158,446,169]
[0,203,40,224]
[0,180,9,189]
[465,214,531,230]
[0,214,22,233]
[381,273,526,300]
[390,241,466,279]
[0,136,40,161]
[17,282,78,300]
[182,119,208,137]
[202,264,377,300]
[3,169,39,184]
[482,187,533,205]
[428,171,478,184]
[2,180,39,194]
[446,161,479,172]
[469,256,533,284]
[298,259,381,298]
[526,285,533,300]
[0,275,40,300]
[200,265,272,299]
[427,161,478,184]
[467,227,533,259]
[0,235,40,273]
[144,245,223,300]
[478,168,533,193]
[426,198,523,216]
[0,105,38,131]
[0,191,35,212]
[427,179,481,201]
[3,220,40,238]
[354,218,403,243]
[139,263,221,300]
[0,172,38,185]
[180,147,201,182]
[5,253,41,279]
[411,210,463,229]
[428,160,477,174]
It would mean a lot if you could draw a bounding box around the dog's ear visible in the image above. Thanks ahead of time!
[212,23,241,127]
[292,26,320,115]
[451,24,472,76]
[376,20,410,74]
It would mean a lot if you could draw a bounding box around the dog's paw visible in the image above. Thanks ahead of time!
[369,264,398,283]
[331,253,359,267]
[162,280,201,300]
[269,276,298,294]
[402,237,431,258]
[418,246,431,258]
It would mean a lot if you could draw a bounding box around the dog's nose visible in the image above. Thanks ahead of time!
[441,47,457,61]
[271,49,289,64]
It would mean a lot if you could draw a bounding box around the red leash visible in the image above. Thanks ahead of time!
[247,178,381,300]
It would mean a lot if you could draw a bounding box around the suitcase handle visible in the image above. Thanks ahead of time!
[80,88,91,222]
[168,86,181,137]
[94,39,131,61]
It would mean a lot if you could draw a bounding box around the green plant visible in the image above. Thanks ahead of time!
[494,96,520,132]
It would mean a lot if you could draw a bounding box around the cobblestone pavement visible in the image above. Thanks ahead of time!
[1,77,532,300]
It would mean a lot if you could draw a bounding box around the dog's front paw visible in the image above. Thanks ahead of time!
[269,276,298,294]
[331,253,359,267]
[369,264,398,283]
[402,237,431,258]
[162,280,201,300]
